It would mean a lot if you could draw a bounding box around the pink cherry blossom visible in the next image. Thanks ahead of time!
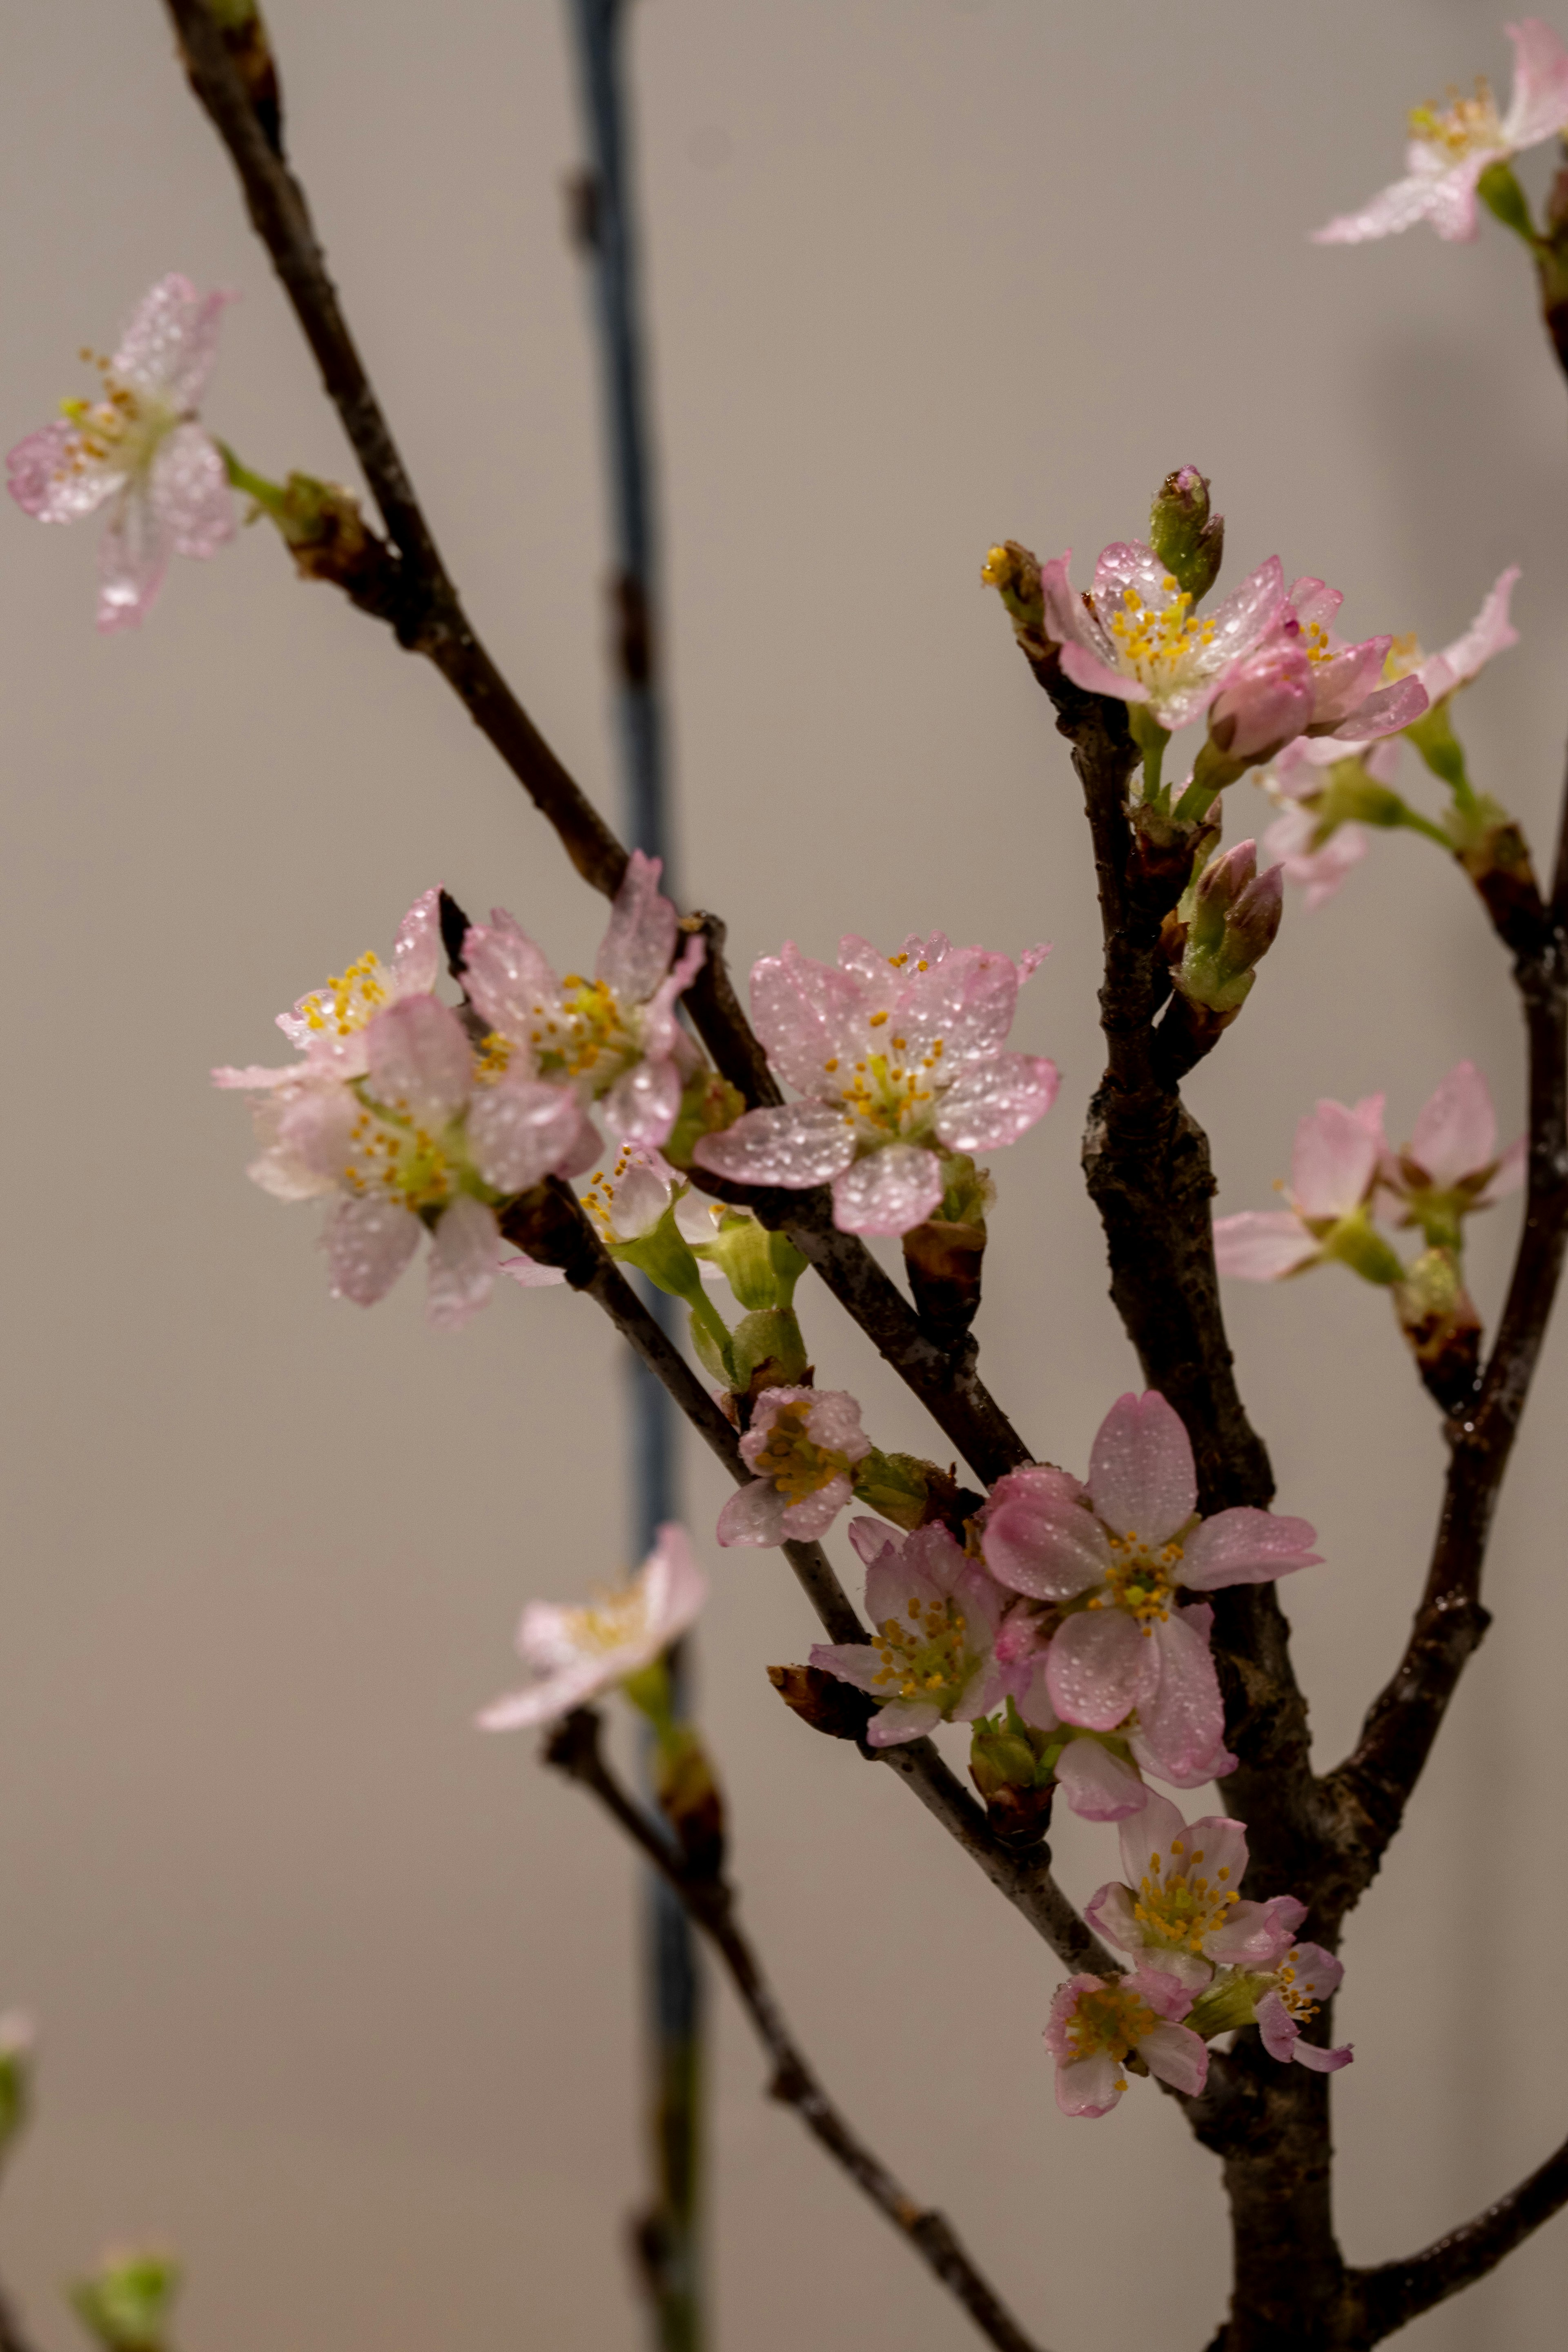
[1085,1791,1305,1993]
[692,932,1057,1236]
[1255,1943,1353,2074]
[809,1517,1011,1746]
[1213,1094,1388,1281]
[461,851,704,1152]
[1044,1968,1207,2117]
[1383,1061,1526,1237]
[8,274,235,630]
[1279,578,1429,742]
[1041,541,1288,733]
[1000,1598,1236,1813]
[717,1385,871,1546]
[477,1523,706,1731]
[980,1394,1319,1773]
[1315,20,1568,245]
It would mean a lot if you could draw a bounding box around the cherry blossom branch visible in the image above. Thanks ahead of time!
[1345,2120,1568,2343]
[500,1177,1112,1973]
[543,1706,1054,2352]
[159,0,1033,1495]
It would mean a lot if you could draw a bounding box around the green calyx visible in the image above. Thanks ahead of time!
[72,2254,181,2352]
[1185,1970,1265,2042]
[853,1447,937,1532]
[969,1699,1058,1798]
[688,1302,810,1397]
[1320,1205,1405,1288]
[1477,159,1540,248]
[695,1209,808,1311]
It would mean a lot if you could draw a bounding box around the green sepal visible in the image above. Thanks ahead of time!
[687,1303,736,1389]
[1477,158,1539,247]
[1402,699,1474,803]
[1321,1205,1405,1287]
[729,1307,810,1393]
[662,1068,747,1172]
[1185,1969,1264,2042]
[699,1211,809,1310]
[852,1448,935,1532]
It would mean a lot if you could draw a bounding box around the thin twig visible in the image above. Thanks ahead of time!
[1346,2122,1568,2343]
[545,1708,1055,2352]
[160,0,1033,1493]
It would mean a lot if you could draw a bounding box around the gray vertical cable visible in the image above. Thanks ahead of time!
[562,6,703,2348]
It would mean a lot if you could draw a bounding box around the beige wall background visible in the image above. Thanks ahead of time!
[3,1,1567,2346]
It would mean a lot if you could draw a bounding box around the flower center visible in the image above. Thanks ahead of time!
[871,1592,973,1704]
[297,950,392,1040]
[1089,1530,1181,1632]
[56,352,176,480]
[1098,577,1219,693]
[1409,80,1504,163]
[341,1095,458,1213]
[753,1403,850,1503]
[1271,1952,1322,2026]
[1064,1983,1157,2065]
[1129,1831,1238,1957]
[832,1036,945,1140]
[526,977,638,1090]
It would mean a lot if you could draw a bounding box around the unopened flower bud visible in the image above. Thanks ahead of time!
[1175,843,1284,1016]
[969,1702,1056,1846]
[902,1153,994,1347]
[71,2251,180,2352]
[1148,466,1225,604]
[1394,1245,1483,1414]
[980,539,1047,646]
[767,1663,876,1742]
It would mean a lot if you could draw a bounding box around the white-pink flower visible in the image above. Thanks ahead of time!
[716,1385,871,1547]
[461,851,704,1152]
[1213,1094,1390,1281]
[1315,20,1568,245]
[1278,578,1430,742]
[8,274,235,630]
[1085,1792,1305,1994]
[1002,1605,1238,1814]
[980,1395,1319,1775]
[1255,1943,1353,2074]
[477,1523,706,1731]
[692,932,1057,1236]
[809,1517,1012,1746]
[1383,1060,1525,1238]
[1044,1968,1207,2117]
[1042,540,1288,733]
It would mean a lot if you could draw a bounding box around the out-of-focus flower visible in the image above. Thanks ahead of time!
[1314,20,1568,245]
[1040,541,1287,734]
[717,1386,871,1546]
[809,1517,1011,1746]
[477,1523,706,1731]
[1085,1791,1305,1993]
[462,852,705,1152]
[1213,1095,1402,1283]
[8,274,235,630]
[1381,1060,1525,1247]
[980,1394,1319,1775]
[1044,1968,1207,2117]
[693,932,1056,1236]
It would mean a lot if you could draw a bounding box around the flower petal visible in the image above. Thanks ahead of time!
[830,1145,944,1235]
[693,1103,855,1188]
[866,1699,943,1747]
[1047,1608,1160,1731]
[469,1075,585,1193]
[151,423,234,557]
[1408,1060,1497,1188]
[7,420,122,523]
[1426,566,1520,697]
[462,911,559,1046]
[97,482,171,632]
[982,1494,1109,1603]
[715,1479,788,1547]
[602,1055,683,1148]
[1133,1608,1227,1785]
[1290,1096,1383,1219]
[596,849,678,1007]
[1212,1209,1318,1280]
[1503,17,1568,147]
[1181,1507,1321,1589]
[365,995,473,1127]
[1054,2050,1126,2119]
[1135,2020,1208,2098]
[641,1523,708,1648]
[426,1195,501,1329]
[1314,172,1447,245]
[1059,640,1149,704]
[1054,1739,1147,1820]
[895,944,1025,1069]
[112,274,233,406]
[1087,1391,1196,1545]
[808,1640,886,1694]
[325,1192,421,1306]
[393,888,444,996]
[780,1470,855,1540]
[750,943,867,1098]
[935,1054,1060,1151]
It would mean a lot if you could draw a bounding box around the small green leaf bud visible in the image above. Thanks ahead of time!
[71,2252,180,2352]
[1148,467,1224,604]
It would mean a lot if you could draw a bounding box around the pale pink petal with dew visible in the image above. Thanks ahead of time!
[1209,644,1314,759]
[1054,2049,1126,2119]
[426,1195,501,1330]
[1136,2020,1208,2098]
[1314,171,1448,245]
[1424,567,1520,700]
[935,1054,1060,1152]
[1059,639,1149,705]
[715,1479,788,1547]
[1117,1788,1187,1888]
[642,1523,708,1648]
[749,942,868,1098]
[113,275,232,405]
[953,1654,1011,1723]
[781,1470,856,1541]
[1289,1941,1345,2004]
[365,995,472,1126]
[1009,1655,1058,1728]
[392,887,443,996]
[247,1139,339,1203]
[1018,942,1050,983]
[1134,1609,1228,1784]
[849,1515,901,1571]
[1212,1209,1318,1279]
[1303,637,1388,728]
[556,1101,605,1181]
[325,1192,421,1306]
[1477,1132,1527,1204]
[97,482,171,631]
[982,1461,1088,1523]
[836,933,899,993]
[1291,1097,1383,1218]
[274,1082,359,1179]
[1181,1507,1321,1589]
[694,1102,855,1189]
[1322,673,1428,742]
[1088,1390,1196,1545]
[1084,1880,1142,1956]
[802,1388,871,1463]
[951,1551,1007,1638]
[212,1060,309,1092]
[497,1252,567,1287]
[1056,1738,1147,1820]
[1174,1808,1250,1894]
[865,1554,943,1635]
[470,1075,585,1194]
[1202,557,1290,668]
[1047,1608,1160,1731]
[1408,1060,1497,1187]
[1287,577,1341,635]
[1208,1895,1307,1971]
[603,1055,682,1148]
[7,420,122,522]
[982,1492,1110,1603]
[866,1698,944,1747]
[1423,151,1495,242]
[1264,806,1369,913]
[640,933,706,1061]
[1091,540,1183,612]
[1501,17,1568,145]
[1127,1964,1201,2025]
[151,423,234,557]
[807,1639,886,1695]
[462,911,559,1047]
[607,1156,673,1241]
[895,943,1024,1067]
[1043,1974,1100,2059]
[596,849,679,1007]
[515,1597,591,1674]
[831,1143,944,1235]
